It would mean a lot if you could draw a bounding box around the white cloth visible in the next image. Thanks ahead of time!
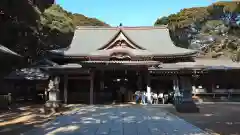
[153,94,158,99]
[135,91,140,95]
[146,92,151,98]
[146,86,151,102]
[158,93,164,98]
[144,92,151,104]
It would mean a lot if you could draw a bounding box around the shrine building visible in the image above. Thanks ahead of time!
[12,26,240,104]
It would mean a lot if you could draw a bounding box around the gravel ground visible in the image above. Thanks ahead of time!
[0,104,81,135]
[161,103,240,135]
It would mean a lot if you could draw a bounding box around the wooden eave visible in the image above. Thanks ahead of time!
[153,52,198,59]
[54,53,196,59]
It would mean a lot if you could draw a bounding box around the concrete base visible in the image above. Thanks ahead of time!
[45,100,61,108]
[175,101,200,113]
[44,100,62,114]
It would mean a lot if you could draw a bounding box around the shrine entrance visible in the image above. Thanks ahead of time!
[95,69,146,104]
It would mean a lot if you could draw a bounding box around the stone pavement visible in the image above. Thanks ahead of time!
[24,105,209,135]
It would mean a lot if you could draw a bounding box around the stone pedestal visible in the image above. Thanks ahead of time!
[175,101,199,113]
[174,76,199,113]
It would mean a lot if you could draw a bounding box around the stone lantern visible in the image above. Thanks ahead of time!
[45,77,61,108]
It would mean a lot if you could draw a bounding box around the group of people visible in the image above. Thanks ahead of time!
[134,91,147,104]
[134,91,169,104]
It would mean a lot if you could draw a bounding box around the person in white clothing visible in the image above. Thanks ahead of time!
[158,93,164,104]
[153,93,158,104]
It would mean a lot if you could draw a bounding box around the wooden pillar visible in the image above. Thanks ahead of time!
[99,70,104,103]
[137,71,141,90]
[90,71,94,104]
[64,74,68,104]
[100,70,104,90]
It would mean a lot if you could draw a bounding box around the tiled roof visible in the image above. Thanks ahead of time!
[50,26,197,57]
[39,59,240,70]
[195,58,240,69]
[150,59,240,70]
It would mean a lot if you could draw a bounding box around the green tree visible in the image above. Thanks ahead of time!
[155,16,169,25]
[0,0,108,63]
[232,49,240,62]
[40,4,74,33]
[72,13,109,27]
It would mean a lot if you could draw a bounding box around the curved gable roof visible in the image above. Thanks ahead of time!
[51,26,197,57]
[123,27,197,56]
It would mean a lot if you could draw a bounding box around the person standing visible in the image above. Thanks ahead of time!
[141,92,146,105]
[135,91,140,103]
[158,92,164,104]
[153,93,158,104]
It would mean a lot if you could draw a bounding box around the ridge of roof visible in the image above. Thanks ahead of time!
[76,25,168,30]
[97,29,146,50]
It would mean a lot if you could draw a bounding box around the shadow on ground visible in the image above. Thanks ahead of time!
[24,104,206,135]
[161,104,240,135]
[0,103,75,135]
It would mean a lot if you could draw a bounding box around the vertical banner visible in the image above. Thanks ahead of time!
[147,85,151,103]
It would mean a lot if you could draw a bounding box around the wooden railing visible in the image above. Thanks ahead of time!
[193,88,240,99]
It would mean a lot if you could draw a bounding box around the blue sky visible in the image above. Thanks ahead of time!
[56,0,230,26]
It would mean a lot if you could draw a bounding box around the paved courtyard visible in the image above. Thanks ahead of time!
[162,103,240,135]
[24,105,209,135]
